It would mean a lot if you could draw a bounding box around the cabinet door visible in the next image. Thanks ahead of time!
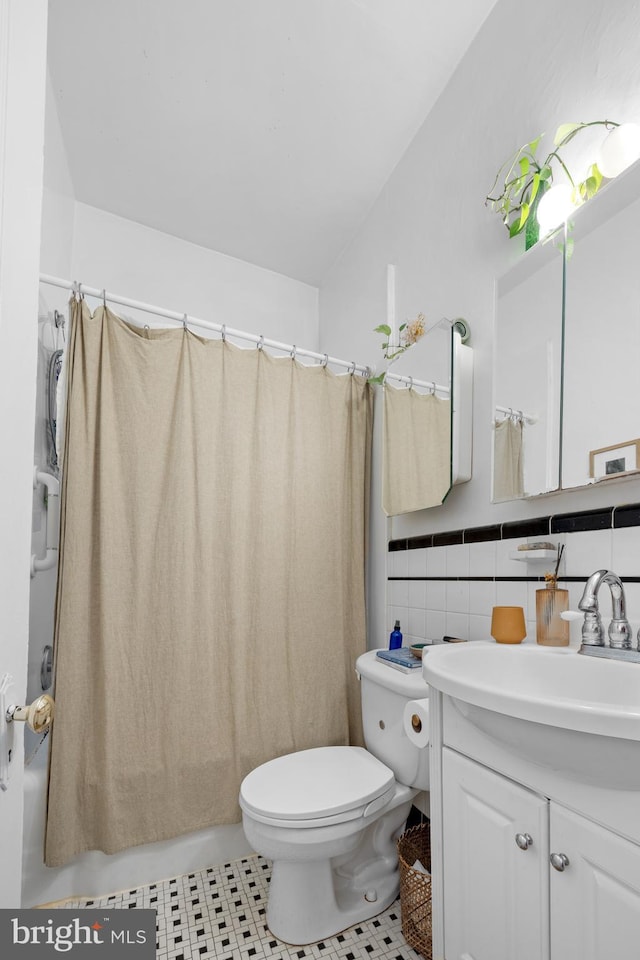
[442,748,549,960]
[550,804,640,960]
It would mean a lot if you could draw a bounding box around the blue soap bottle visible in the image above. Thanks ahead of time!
[389,620,403,650]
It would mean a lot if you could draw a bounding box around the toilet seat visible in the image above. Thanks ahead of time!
[239,745,396,828]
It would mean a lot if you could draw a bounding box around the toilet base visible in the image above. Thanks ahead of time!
[264,792,415,945]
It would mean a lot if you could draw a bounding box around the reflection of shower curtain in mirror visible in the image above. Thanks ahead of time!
[45,299,371,866]
[493,418,524,500]
[382,384,451,515]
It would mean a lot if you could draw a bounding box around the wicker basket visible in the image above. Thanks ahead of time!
[397,822,432,959]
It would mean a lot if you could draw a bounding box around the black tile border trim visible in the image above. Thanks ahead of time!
[388,502,640,553]
[387,575,640,584]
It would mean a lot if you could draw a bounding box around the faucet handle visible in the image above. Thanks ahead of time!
[609,618,633,650]
[580,610,605,647]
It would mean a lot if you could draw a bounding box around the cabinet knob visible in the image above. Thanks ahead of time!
[550,852,570,872]
[515,832,533,850]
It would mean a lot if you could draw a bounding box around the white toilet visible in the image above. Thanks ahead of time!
[239,648,430,944]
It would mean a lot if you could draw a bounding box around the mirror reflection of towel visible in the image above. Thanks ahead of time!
[493,418,524,500]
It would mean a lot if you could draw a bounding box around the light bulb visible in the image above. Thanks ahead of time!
[536,183,575,234]
[596,122,640,179]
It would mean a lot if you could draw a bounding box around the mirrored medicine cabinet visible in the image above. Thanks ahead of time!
[493,155,640,502]
[382,321,472,515]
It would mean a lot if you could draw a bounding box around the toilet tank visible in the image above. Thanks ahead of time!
[356,649,430,790]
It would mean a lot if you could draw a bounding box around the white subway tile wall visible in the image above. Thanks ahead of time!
[386,521,640,647]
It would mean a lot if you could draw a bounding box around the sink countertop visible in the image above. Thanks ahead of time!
[422,640,640,741]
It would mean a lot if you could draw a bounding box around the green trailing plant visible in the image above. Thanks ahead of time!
[368,313,426,385]
[485,120,619,242]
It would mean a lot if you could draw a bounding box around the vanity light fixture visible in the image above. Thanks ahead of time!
[596,122,640,178]
[536,183,575,235]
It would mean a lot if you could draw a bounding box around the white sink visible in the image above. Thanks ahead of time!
[422,642,640,787]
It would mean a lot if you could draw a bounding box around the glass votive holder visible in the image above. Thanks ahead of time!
[491,605,526,644]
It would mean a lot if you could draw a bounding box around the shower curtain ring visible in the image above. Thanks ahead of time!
[407,376,413,389]
[257,334,264,351]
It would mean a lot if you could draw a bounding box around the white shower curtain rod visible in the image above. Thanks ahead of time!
[384,370,450,396]
[495,404,538,425]
[39,274,372,377]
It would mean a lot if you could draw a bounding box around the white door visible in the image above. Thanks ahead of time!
[550,803,640,960]
[442,748,550,960]
[0,0,48,908]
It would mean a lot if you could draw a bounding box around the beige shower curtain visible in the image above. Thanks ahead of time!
[493,418,524,500]
[45,300,371,866]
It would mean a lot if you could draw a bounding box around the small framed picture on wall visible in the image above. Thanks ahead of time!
[589,439,640,479]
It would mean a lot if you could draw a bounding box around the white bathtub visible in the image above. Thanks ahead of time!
[22,743,254,906]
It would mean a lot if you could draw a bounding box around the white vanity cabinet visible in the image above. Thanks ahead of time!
[549,803,640,960]
[442,748,549,960]
[438,720,640,960]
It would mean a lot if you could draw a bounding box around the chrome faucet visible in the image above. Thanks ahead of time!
[578,569,640,662]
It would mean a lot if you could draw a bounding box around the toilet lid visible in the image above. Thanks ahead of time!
[239,746,395,823]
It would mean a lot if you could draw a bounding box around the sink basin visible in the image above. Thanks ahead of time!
[422,642,640,789]
[422,641,640,741]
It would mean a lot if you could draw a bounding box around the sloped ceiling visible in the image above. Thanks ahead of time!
[47,0,498,284]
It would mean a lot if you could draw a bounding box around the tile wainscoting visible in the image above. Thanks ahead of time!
[387,503,640,647]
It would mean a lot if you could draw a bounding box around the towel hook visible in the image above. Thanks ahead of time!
[257,334,264,351]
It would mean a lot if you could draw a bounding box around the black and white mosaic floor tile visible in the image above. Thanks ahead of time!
[61,855,423,960]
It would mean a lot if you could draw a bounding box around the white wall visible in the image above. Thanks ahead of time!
[318,0,640,648]
[67,203,318,347]
[40,73,75,280]
[0,0,48,909]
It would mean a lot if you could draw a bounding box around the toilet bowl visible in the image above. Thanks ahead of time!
[239,649,430,944]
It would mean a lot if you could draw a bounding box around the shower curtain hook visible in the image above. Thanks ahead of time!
[182,313,188,332]
[407,376,413,390]
[220,324,226,342]
[349,361,356,375]
[321,353,329,368]
[518,410,524,424]
[257,334,264,351]
[290,344,297,360]
[77,282,84,300]
[102,288,107,309]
